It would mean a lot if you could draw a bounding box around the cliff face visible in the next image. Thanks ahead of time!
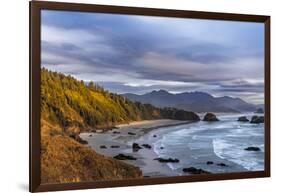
[41,120,142,184]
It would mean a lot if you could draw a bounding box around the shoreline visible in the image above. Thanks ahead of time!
[116,119,197,134]
[80,115,260,177]
[80,119,194,177]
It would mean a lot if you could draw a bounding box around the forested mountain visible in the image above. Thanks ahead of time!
[40,68,199,183]
[123,90,258,113]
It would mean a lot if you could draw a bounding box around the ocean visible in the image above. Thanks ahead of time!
[144,113,264,174]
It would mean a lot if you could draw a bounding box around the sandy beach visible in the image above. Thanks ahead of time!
[80,119,192,177]
[80,115,259,177]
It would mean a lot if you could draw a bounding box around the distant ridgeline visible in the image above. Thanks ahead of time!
[123,89,259,113]
[40,68,199,184]
[41,68,199,132]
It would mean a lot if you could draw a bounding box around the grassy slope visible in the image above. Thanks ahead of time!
[41,120,141,183]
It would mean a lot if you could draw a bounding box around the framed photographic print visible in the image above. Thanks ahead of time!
[30,1,270,192]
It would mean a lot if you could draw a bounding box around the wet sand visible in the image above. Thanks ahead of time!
[80,119,193,177]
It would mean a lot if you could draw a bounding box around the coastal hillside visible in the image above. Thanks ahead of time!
[41,68,199,131]
[41,120,142,183]
[123,90,258,113]
[40,68,199,183]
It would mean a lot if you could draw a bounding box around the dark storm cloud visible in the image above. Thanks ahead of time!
[41,10,265,104]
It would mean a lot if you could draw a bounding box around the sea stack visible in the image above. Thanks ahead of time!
[203,113,219,121]
[237,116,249,122]
[250,116,264,124]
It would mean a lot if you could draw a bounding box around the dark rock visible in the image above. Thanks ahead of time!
[113,154,137,160]
[237,116,249,122]
[250,116,264,124]
[203,113,219,121]
[89,134,93,137]
[182,167,211,174]
[206,161,214,165]
[153,135,157,138]
[128,132,136,135]
[100,145,107,149]
[244,146,261,151]
[160,147,164,149]
[143,176,150,178]
[255,108,264,114]
[132,143,142,151]
[70,135,88,144]
[78,139,88,145]
[217,163,228,167]
[154,157,179,163]
[112,131,121,134]
[110,145,120,148]
[142,144,152,149]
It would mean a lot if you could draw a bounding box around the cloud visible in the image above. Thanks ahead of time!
[216,79,264,93]
[41,25,103,45]
[41,10,265,104]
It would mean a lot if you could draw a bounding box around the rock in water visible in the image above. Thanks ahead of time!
[244,147,261,151]
[154,157,179,163]
[142,144,152,149]
[110,145,120,148]
[203,113,219,121]
[206,161,214,165]
[217,163,228,167]
[132,143,142,151]
[237,116,249,122]
[128,132,136,135]
[100,145,107,149]
[250,116,264,124]
[182,167,211,174]
[114,154,137,160]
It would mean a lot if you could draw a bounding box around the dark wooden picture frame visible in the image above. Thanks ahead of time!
[30,1,270,192]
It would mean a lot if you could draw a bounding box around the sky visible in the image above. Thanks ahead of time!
[41,10,265,104]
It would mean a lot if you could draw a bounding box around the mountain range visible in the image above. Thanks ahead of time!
[123,90,261,113]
